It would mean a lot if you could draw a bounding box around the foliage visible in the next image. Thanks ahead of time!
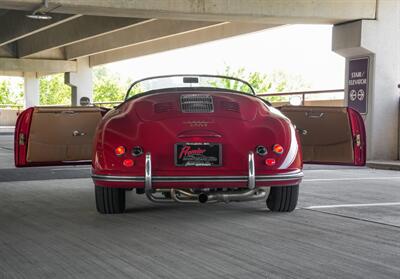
[39,74,71,105]
[93,67,127,103]
[0,66,310,106]
[217,66,310,102]
[0,79,24,105]
[0,68,132,106]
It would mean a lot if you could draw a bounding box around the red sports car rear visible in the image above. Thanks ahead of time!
[91,75,303,214]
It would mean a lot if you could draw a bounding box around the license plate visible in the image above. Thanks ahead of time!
[175,143,222,167]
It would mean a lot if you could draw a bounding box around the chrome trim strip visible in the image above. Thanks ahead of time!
[92,171,303,183]
[278,124,299,169]
[145,152,152,193]
[248,152,255,189]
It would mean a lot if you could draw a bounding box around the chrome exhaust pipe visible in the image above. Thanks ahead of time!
[147,188,267,204]
[198,192,208,204]
[144,151,267,204]
[170,189,200,203]
[205,189,267,203]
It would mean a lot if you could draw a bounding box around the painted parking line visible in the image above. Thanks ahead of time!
[304,177,400,182]
[51,167,91,171]
[304,202,400,209]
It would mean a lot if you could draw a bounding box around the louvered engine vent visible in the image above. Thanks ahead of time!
[154,102,176,113]
[180,94,214,113]
[221,101,240,113]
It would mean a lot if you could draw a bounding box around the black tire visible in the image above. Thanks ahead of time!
[95,185,126,214]
[266,185,299,212]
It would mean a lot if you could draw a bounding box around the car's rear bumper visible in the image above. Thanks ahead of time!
[92,171,303,183]
[92,152,303,189]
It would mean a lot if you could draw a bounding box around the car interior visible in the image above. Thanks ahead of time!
[280,106,354,164]
[25,107,103,163]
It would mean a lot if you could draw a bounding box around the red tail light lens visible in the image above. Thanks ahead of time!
[115,146,126,156]
[123,159,134,167]
[273,144,284,155]
[265,158,276,166]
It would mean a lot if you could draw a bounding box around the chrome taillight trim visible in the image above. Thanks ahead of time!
[131,146,143,157]
[278,124,298,169]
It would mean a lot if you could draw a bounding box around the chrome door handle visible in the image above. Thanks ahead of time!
[72,130,86,136]
[306,112,324,118]
[297,128,308,135]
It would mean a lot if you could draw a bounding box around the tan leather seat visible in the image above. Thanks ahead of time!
[26,107,103,163]
[281,106,354,164]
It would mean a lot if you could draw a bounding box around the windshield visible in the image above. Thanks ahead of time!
[125,74,255,100]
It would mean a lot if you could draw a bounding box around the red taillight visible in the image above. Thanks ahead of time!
[115,146,126,156]
[273,144,284,155]
[265,158,276,166]
[123,159,134,167]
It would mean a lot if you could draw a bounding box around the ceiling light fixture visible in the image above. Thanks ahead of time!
[26,0,53,20]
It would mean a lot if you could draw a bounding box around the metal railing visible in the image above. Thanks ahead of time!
[0,104,24,109]
[92,101,123,108]
[257,89,345,105]
[0,89,345,109]
[90,89,345,107]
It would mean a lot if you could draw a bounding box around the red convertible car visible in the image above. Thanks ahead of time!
[14,75,366,214]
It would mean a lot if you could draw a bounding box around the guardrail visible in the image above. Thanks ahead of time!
[0,89,345,109]
[91,89,345,107]
[257,89,345,105]
[92,101,123,108]
[0,104,23,109]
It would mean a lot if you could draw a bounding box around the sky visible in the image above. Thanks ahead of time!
[105,24,345,91]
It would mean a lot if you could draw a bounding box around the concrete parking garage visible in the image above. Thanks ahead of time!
[1,131,400,278]
[1,0,400,278]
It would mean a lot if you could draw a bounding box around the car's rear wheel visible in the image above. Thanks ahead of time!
[95,185,126,214]
[266,185,299,212]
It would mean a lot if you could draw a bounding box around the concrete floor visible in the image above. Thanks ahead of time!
[1,133,400,279]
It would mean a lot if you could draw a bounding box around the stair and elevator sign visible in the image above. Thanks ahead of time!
[348,57,369,114]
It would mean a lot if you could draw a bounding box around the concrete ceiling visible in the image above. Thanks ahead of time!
[0,0,377,76]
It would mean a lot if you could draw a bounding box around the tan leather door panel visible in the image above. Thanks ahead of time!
[26,107,102,163]
[281,106,355,164]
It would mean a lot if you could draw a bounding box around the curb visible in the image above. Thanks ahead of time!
[367,161,400,171]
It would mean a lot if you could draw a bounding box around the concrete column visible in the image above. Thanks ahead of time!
[24,72,39,108]
[332,0,400,161]
[64,57,93,106]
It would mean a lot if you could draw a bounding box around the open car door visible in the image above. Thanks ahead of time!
[15,107,104,167]
[281,106,366,166]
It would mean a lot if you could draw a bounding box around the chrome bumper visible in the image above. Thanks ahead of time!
[91,152,303,184]
[92,152,303,204]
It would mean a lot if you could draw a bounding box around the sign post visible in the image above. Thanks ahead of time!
[347,57,369,114]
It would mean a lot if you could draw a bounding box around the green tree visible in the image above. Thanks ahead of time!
[39,74,71,105]
[0,79,24,106]
[217,66,310,102]
[93,67,127,103]
[0,79,14,104]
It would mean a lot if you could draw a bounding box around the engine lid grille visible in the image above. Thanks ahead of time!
[221,101,240,113]
[180,94,214,113]
[154,102,176,113]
